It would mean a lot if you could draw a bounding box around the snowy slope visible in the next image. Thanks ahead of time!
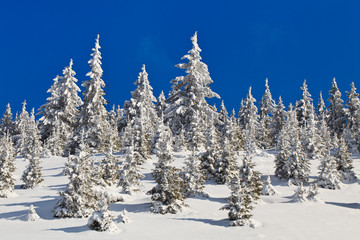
[0,151,359,240]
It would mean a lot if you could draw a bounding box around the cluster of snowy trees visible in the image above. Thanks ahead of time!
[0,32,358,229]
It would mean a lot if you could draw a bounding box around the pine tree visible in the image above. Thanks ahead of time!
[335,136,356,182]
[214,136,238,184]
[54,134,98,218]
[345,82,360,152]
[100,140,120,186]
[261,175,277,196]
[149,119,186,214]
[182,149,207,197]
[165,32,220,148]
[39,60,83,155]
[0,103,15,137]
[292,183,308,203]
[269,96,286,147]
[118,144,145,195]
[316,91,326,122]
[21,109,43,189]
[123,65,158,156]
[275,105,310,184]
[318,153,341,190]
[0,133,16,198]
[108,105,122,152]
[327,78,346,137]
[156,91,167,118]
[14,100,31,156]
[173,128,186,152]
[66,35,110,155]
[258,78,275,148]
[27,204,40,221]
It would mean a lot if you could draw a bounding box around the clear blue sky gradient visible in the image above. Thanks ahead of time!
[1,0,360,115]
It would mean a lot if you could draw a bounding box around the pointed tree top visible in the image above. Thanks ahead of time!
[22,100,27,111]
[69,58,73,68]
[142,64,146,72]
[265,77,269,87]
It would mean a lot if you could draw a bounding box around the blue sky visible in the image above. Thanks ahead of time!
[1,0,360,115]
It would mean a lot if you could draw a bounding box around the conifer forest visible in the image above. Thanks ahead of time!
[0,32,359,239]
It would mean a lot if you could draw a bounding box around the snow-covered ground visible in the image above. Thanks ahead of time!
[0,151,359,240]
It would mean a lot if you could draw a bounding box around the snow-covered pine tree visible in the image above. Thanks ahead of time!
[221,172,255,227]
[100,138,120,186]
[335,136,356,182]
[307,183,322,202]
[292,183,308,203]
[118,144,145,195]
[269,96,286,147]
[239,127,262,202]
[296,80,319,159]
[316,91,326,122]
[327,78,347,137]
[261,174,277,196]
[258,78,275,148]
[156,91,167,119]
[345,82,360,152]
[230,109,243,152]
[123,65,158,156]
[173,128,186,152]
[27,204,40,221]
[108,105,122,152]
[66,35,110,155]
[0,103,15,137]
[54,137,97,218]
[217,100,229,135]
[0,133,16,198]
[200,114,221,179]
[186,109,206,151]
[240,87,261,149]
[214,135,238,184]
[39,59,83,156]
[21,109,43,189]
[182,149,207,197]
[149,118,186,214]
[318,152,341,190]
[275,105,310,184]
[165,32,220,148]
[14,100,31,156]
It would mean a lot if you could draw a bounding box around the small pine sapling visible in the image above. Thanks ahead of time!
[118,209,130,223]
[27,204,40,221]
[292,183,308,203]
[261,175,277,196]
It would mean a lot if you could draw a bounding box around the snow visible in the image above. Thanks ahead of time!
[0,151,359,239]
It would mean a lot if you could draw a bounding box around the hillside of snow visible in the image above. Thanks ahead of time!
[0,150,359,240]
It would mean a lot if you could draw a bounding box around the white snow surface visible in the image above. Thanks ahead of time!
[0,151,359,239]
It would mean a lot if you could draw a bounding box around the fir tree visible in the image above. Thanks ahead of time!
[39,60,83,155]
[165,32,220,148]
[292,183,308,203]
[258,78,275,148]
[66,35,111,155]
[316,91,326,122]
[54,138,97,218]
[118,144,145,195]
[182,149,207,197]
[0,103,15,137]
[318,153,341,190]
[21,109,43,189]
[214,136,238,184]
[269,96,286,147]
[100,140,120,186]
[14,100,31,156]
[27,204,40,221]
[261,175,277,196]
[123,65,158,156]
[345,82,360,152]
[149,119,186,214]
[156,91,167,118]
[327,78,346,137]
[0,134,16,198]
[335,136,356,182]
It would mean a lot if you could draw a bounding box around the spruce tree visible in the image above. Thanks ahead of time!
[123,65,158,156]
[182,149,207,197]
[0,134,16,197]
[118,144,145,195]
[165,32,220,148]
[149,119,186,214]
[345,82,360,152]
[21,109,43,189]
[39,60,83,155]
[335,136,356,182]
[54,138,97,218]
[269,96,286,147]
[261,175,277,196]
[258,78,275,148]
[316,91,326,122]
[66,34,110,155]
[14,100,31,156]
[214,135,238,184]
[318,153,341,190]
[327,78,346,137]
[0,103,15,137]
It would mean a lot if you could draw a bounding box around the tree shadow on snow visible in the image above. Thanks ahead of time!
[110,202,150,213]
[1,197,58,220]
[175,217,229,227]
[0,209,27,221]
[325,202,360,210]
[48,225,89,233]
